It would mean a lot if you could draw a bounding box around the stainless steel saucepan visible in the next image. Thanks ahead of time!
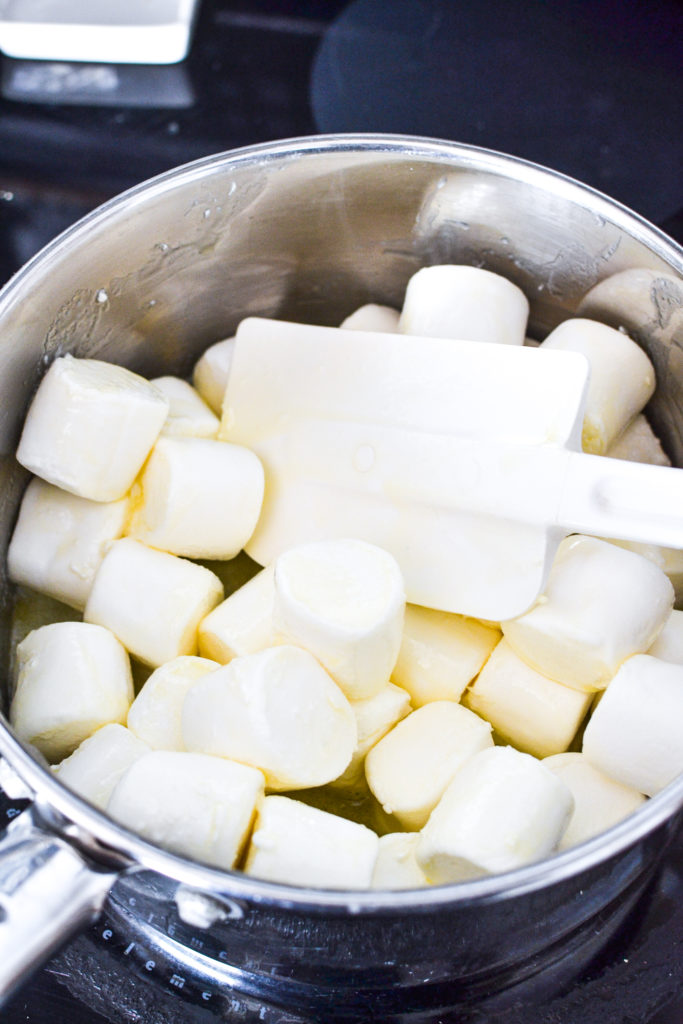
[0,135,681,1015]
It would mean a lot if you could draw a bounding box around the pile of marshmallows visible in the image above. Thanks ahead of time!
[7,265,683,891]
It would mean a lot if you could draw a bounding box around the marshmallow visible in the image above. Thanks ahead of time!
[417,746,574,882]
[198,566,275,663]
[8,478,130,610]
[605,539,683,605]
[9,586,80,696]
[107,751,264,869]
[502,536,674,691]
[192,337,235,415]
[606,414,670,466]
[84,538,223,667]
[127,436,264,560]
[16,354,169,501]
[273,538,405,701]
[398,265,528,345]
[392,604,500,706]
[10,621,134,762]
[582,654,683,796]
[182,645,357,791]
[127,656,220,751]
[541,319,655,455]
[648,609,683,664]
[340,304,400,332]
[371,832,429,889]
[365,701,493,830]
[463,638,592,758]
[331,682,412,789]
[577,269,683,353]
[151,376,220,438]
[244,795,378,889]
[54,723,150,809]
[543,752,645,850]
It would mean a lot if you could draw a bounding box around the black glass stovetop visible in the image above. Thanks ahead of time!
[0,2,681,1021]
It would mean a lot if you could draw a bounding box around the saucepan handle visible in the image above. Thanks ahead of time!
[0,804,120,1006]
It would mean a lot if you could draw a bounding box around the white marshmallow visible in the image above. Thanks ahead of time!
[198,566,275,663]
[606,414,670,466]
[541,319,655,455]
[151,376,220,438]
[392,604,500,707]
[331,682,412,789]
[127,656,220,751]
[16,355,169,501]
[648,609,683,664]
[127,436,264,560]
[605,539,683,605]
[577,269,683,352]
[371,832,429,889]
[192,337,235,415]
[365,701,493,830]
[340,304,400,332]
[107,751,264,870]
[54,723,150,809]
[244,795,378,889]
[582,654,683,796]
[182,645,357,791]
[273,539,405,701]
[502,536,674,692]
[84,538,224,667]
[417,746,574,882]
[543,752,645,850]
[463,638,592,758]
[398,265,528,345]
[9,586,80,696]
[10,621,134,762]
[8,478,130,610]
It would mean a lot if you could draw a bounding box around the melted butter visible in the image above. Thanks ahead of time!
[280,781,403,836]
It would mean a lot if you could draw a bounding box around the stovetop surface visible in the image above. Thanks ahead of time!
[0,1,681,1020]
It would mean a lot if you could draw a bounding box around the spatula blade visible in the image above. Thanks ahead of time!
[221,318,590,618]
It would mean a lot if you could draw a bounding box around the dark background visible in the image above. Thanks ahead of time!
[1,0,682,293]
[0,1,681,1021]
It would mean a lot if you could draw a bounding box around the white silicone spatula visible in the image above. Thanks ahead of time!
[221,318,683,620]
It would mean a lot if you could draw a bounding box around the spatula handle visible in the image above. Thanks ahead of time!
[559,451,683,549]
[277,418,683,551]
